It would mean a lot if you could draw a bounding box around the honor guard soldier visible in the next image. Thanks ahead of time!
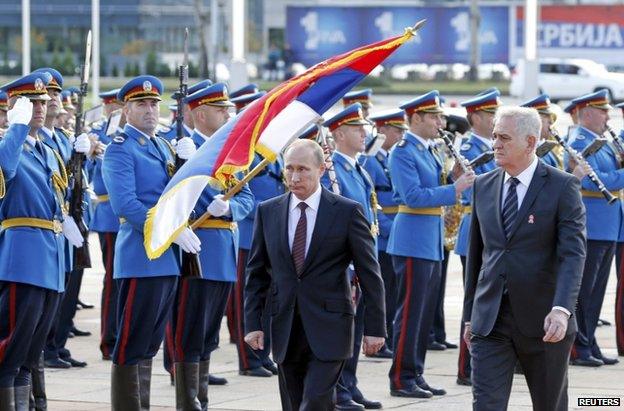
[361,109,407,359]
[58,90,75,130]
[32,68,91,373]
[170,83,254,409]
[221,88,280,379]
[454,90,500,385]
[567,90,621,367]
[89,88,123,360]
[343,89,374,146]
[0,72,81,409]
[322,103,383,411]
[102,75,200,409]
[0,91,7,133]
[521,94,562,169]
[158,79,213,142]
[615,102,624,357]
[387,91,475,399]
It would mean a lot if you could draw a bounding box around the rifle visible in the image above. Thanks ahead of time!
[69,30,92,269]
[176,28,202,278]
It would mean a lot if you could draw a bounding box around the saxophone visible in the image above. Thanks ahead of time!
[434,138,463,251]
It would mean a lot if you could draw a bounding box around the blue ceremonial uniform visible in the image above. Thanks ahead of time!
[158,121,192,142]
[362,150,396,251]
[454,135,496,257]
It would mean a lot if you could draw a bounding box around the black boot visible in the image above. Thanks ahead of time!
[138,359,152,411]
[0,386,15,411]
[30,353,47,410]
[198,360,209,411]
[14,385,30,411]
[111,364,141,411]
[174,362,201,411]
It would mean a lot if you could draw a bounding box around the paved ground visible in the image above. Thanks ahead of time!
[45,233,623,411]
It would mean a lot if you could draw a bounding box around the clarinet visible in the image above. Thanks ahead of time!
[551,127,616,204]
[437,128,471,174]
[606,125,624,156]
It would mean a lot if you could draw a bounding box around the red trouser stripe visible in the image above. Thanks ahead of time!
[165,322,175,374]
[175,278,190,362]
[0,284,17,363]
[118,278,137,366]
[225,289,236,341]
[235,249,249,370]
[100,233,114,357]
[616,245,624,354]
[393,257,413,390]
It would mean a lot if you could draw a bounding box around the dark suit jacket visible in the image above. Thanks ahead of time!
[244,187,386,363]
[463,161,586,338]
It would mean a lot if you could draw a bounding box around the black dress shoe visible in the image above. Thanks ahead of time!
[599,355,619,365]
[390,386,433,398]
[456,376,472,386]
[427,341,446,351]
[63,357,87,367]
[262,362,278,375]
[570,356,604,367]
[44,358,71,369]
[416,381,446,396]
[367,347,393,358]
[70,326,91,337]
[334,399,365,411]
[352,395,382,409]
[441,341,458,349]
[597,318,611,326]
[208,374,228,385]
[239,367,273,377]
[77,299,94,309]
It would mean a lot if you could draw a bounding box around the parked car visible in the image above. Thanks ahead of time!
[510,58,624,102]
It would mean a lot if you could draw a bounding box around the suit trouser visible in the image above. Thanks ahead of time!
[98,232,118,358]
[112,276,177,365]
[233,248,272,371]
[0,282,60,387]
[278,309,344,411]
[379,250,397,350]
[430,248,450,344]
[44,268,83,361]
[458,255,471,379]
[572,240,615,359]
[173,278,232,362]
[614,243,624,356]
[335,289,365,403]
[389,256,442,390]
[471,295,573,411]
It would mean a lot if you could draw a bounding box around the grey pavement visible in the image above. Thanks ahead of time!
[45,233,624,410]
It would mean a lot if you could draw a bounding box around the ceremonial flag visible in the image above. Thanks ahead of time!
[144,23,423,259]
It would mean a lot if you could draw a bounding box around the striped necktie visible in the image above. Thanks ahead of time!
[502,177,519,239]
[292,202,308,276]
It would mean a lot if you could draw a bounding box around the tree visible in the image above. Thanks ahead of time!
[145,50,158,75]
[112,64,119,77]
[60,47,76,76]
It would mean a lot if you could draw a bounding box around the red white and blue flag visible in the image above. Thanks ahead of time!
[144,24,421,259]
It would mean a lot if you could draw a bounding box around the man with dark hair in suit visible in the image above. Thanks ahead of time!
[244,139,386,411]
[464,106,586,411]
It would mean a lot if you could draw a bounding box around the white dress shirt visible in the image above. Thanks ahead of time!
[194,129,211,142]
[288,184,322,257]
[334,150,357,168]
[501,155,570,316]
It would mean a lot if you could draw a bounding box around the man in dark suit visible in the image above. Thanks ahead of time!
[245,139,386,411]
[463,106,586,411]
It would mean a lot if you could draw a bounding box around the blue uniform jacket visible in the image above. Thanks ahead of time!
[89,128,120,233]
[0,124,66,291]
[238,153,285,250]
[387,132,457,261]
[362,151,397,252]
[102,124,180,278]
[619,128,624,242]
[157,121,191,142]
[568,126,624,241]
[541,150,560,169]
[189,131,254,281]
[455,134,497,256]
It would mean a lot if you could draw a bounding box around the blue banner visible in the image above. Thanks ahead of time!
[286,6,509,66]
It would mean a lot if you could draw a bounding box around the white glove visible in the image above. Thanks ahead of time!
[62,216,84,248]
[74,133,91,154]
[175,137,196,160]
[207,194,230,217]
[7,97,33,126]
[174,227,201,254]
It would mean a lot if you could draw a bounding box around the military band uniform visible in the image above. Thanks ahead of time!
[615,110,624,356]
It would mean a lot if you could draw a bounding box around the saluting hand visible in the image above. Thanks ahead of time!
[245,331,265,351]
[543,309,569,343]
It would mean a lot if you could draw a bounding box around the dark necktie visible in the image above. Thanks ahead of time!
[292,202,308,275]
[502,177,519,239]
